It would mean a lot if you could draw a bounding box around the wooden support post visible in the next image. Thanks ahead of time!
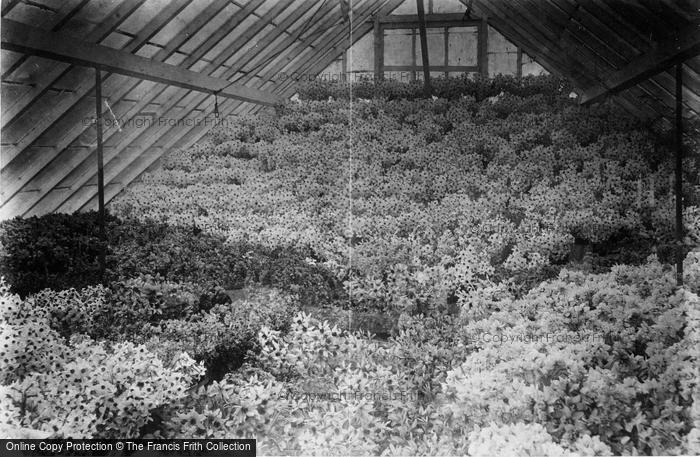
[444,26,449,77]
[95,67,106,278]
[416,0,432,95]
[479,17,488,76]
[343,1,351,82]
[374,15,383,80]
[516,47,523,77]
[341,47,348,81]
[411,27,417,81]
[675,63,684,286]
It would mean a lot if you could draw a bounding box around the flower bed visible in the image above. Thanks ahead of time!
[1,76,698,453]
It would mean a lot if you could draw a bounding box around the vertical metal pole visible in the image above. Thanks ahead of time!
[416,0,431,96]
[341,50,348,82]
[373,15,382,80]
[341,1,350,83]
[675,63,684,286]
[95,67,106,278]
[478,17,488,77]
[444,26,449,78]
[411,28,417,81]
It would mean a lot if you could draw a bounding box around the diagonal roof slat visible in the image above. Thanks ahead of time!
[1,0,146,130]
[67,0,391,212]
[580,23,700,105]
[26,0,296,216]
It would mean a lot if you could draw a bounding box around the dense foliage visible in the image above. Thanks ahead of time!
[2,259,698,452]
[0,213,114,297]
[115,78,698,314]
[1,76,698,454]
[0,216,344,306]
[297,74,573,102]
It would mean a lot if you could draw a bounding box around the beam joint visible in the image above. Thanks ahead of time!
[580,24,700,105]
[95,67,106,279]
[416,0,432,96]
[0,19,283,106]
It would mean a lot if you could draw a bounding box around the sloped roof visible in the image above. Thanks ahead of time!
[467,0,700,121]
[0,0,403,219]
[1,0,698,220]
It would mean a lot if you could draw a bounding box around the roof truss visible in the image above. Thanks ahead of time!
[0,19,283,105]
[580,23,700,104]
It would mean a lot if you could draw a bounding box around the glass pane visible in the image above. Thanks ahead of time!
[391,0,417,14]
[433,0,467,13]
[384,28,414,66]
[447,26,478,66]
[488,52,518,76]
[488,26,517,53]
[415,28,444,67]
[347,32,374,72]
[522,53,549,76]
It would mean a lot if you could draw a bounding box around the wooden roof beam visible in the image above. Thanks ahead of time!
[236,1,340,78]
[1,0,88,80]
[78,0,393,213]
[0,0,21,15]
[15,0,313,218]
[0,0,234,215]
[25,0,294,217]
[463,0,588,86]
[580,23,700,105]
[1,0,146,132]
[0,19,283,105]
[463,2,593,88]
[492,0,601,83]
[273,0,404,96]
[25,2,299,216]
[249,0,380,89]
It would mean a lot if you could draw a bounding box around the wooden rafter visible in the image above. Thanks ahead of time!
[0,20,282,105]
[34,0,295,216]
[166,0,353,150]
[580,23,700,104]
[1,0,146,162]
[557,1,639,61]
[0,0,267,206]
[479,1,644,121]
[270,0,400,95]
[226,0,324,82]
[3,0,699,220]
[1,0,146,128]
[0,0,88,80]
[3,1,237,218]
[6,0,269,217]
[463,0,585,86]
[584,0,654,48]
[0,0,21,15]
[85,0,393,212]
[241,4,348,84]
[1,1,252,215]
[235,1,339,79]
[494,0,597,83]
[54,0,366,213]
[0,0,262,182]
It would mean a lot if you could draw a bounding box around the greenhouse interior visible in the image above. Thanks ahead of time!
[0,0,699,455]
